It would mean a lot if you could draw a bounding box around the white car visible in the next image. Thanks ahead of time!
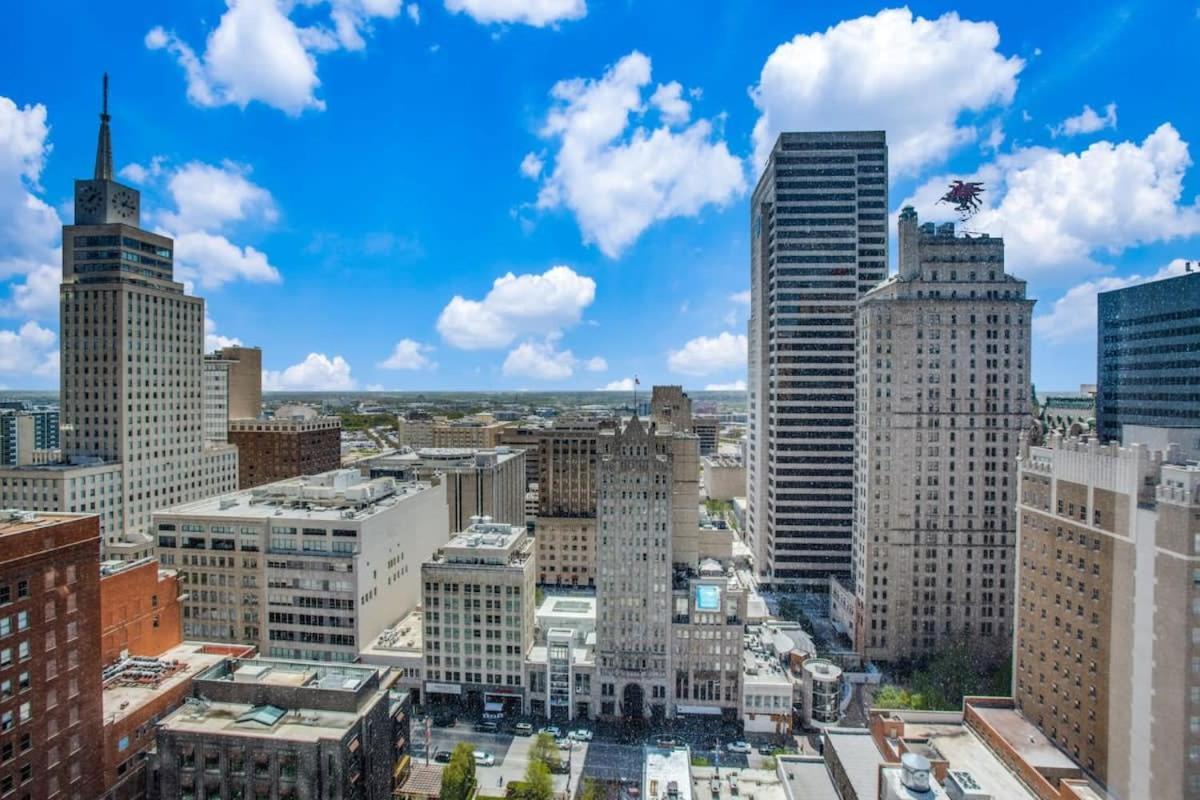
[473,751,496,766]
[557,737,574,750]
[570,729,594,742]
[725,741,752,754]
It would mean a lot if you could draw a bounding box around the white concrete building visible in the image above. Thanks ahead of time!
[525,595,597,721]
[421,519,536,714]
[154,468,448,662]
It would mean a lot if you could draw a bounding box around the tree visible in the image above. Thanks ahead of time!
[579,778,605,800]
[443,741,477,800]
[528,732,558,768]
[516,759,554,800]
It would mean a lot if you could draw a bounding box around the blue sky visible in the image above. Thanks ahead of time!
[2,0,1198,392]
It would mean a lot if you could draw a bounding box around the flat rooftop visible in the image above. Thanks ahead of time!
[103,642,233,727]
[644,746,693,800]
[158,470,434,522]
[359,609,424,659]
[0,510,95,537]
[968,705,1080,773]
[776,756,838,800]
[691,766,787,800]
[824,730,883,800]
[199,657,381,692]
[158,698,363,742]
[536,595,597,619]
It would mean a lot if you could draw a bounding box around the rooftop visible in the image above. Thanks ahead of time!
[691,767,787,800]
[702,455,744,468]
[823,730,883,800]
[967,704,1079,774]
[102,642,240,727]
[536,595,596,620]
[775,756,838,800]
[434,519,530,565]
[198,657,381,692]
[0,509,96,537]
[157,469,434,522]
[360,609,424,660]
[644,746,693,800]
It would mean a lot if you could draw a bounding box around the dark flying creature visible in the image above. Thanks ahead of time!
[938,180,985,220]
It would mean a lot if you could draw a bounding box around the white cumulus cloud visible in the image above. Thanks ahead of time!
[750,8,1023,175]
[160,160,278,232]
[1051,102,1117,138]
[1033,259,1193,344]
[437,265,595,349]
[0,96,62,320]
[729,290,750,305]
[667,332,747,376]
[584,356,607,372]
[174,231,281,291]
[0,321,59,381]
[204,316,244,351]
[146,0,405,115]
[264,352,356,390]
[705,380,746,391]
[530,51,745,258]
[502,340,577,380]
[444,0,585,27]
[601,377,635,391]
[898,124,1200,279]
[520,152,544,180]
[379,338,436,370]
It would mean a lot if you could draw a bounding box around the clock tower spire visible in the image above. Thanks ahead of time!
[94,72,113,181]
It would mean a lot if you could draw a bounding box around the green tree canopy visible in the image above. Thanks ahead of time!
[528,732,558,768]
[515,759,554,800]
[443,741,477,800]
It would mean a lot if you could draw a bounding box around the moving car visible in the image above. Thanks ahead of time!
[473,751,496,767]
[433,750,452,763]
[474,721,499,734]
[569,729,593,742]
[539,725,562,738]
[514,722,534,736]
[725,741,752,754]
[654,736,679,749]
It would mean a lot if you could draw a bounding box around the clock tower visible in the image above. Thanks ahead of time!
[73,73,140,225]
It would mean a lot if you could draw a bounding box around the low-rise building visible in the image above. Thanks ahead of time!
[702,455,745,502]
[154,469,448,662]
[421,519,535,714]
[396,413,436,449]
[693,416,719,456]
[359,609,425,701]
[227,415,342,489]
[153,657,409,800]
[100,557,183,664]
[366,447,526,533]
[432,419,509,449]
[525,595,596,721]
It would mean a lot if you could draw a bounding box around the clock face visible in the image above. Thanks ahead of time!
[111,189,136,220]
[77,185,103,216]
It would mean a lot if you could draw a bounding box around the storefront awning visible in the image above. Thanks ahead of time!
[676,704,722,716]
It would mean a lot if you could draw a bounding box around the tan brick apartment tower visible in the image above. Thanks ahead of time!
[1014,433,1200,800]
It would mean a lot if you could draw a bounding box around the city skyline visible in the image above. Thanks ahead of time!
[4,2,1200,392]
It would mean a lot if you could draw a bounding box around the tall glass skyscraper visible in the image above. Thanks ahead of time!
[747,131,888,590]
[1096,271,1200,443]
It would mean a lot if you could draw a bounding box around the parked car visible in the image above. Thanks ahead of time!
[473,751,496,767]
[431,712,457,727]
[725,741,752,754]
[514,722,534,736]
[569,729,593,742]
[433,750,452,763]
[539,725,562,738]
[557,737,574,750]
[474,721,499,734]
[548,759,570,775]
[654,736,679,749]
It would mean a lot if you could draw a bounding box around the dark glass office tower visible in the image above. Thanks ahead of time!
[1096,270,1200,442]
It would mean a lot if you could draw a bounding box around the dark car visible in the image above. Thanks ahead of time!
[431,712,457,727]
[548,759,570,774]
[433,750,452,763]
[474,721,499,734]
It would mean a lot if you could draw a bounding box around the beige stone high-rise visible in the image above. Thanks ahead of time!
[850,208,1033,662]
[214,345,262,420]
[0,78,237,558]
[1013,433,1200,800]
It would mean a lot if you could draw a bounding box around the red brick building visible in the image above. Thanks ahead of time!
[0,510,102,800]
[227,417,341,489]
[99,559,183,664]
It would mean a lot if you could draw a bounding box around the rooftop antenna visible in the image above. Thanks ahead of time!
[94,72,113,180]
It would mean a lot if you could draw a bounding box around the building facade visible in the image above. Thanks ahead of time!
[535,419,604,587]
[0,407,59,467]
[396,414,435,449]
[431,420,508,449]
[214,345,262,421]
[227,416,342,489]
[747,131,889,588]
[153,657,407,800]
[850,209,1033,661]
[693,416,719,456]
[154,470,448,662]
[367,447,526,533]
[1,80,238,558]
[0,511,103,800]
[202,354,232,445]
[1014,433,1200,800]
[420,520,536,714]
[99,557,183,664]
[1096,271,1200,443]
